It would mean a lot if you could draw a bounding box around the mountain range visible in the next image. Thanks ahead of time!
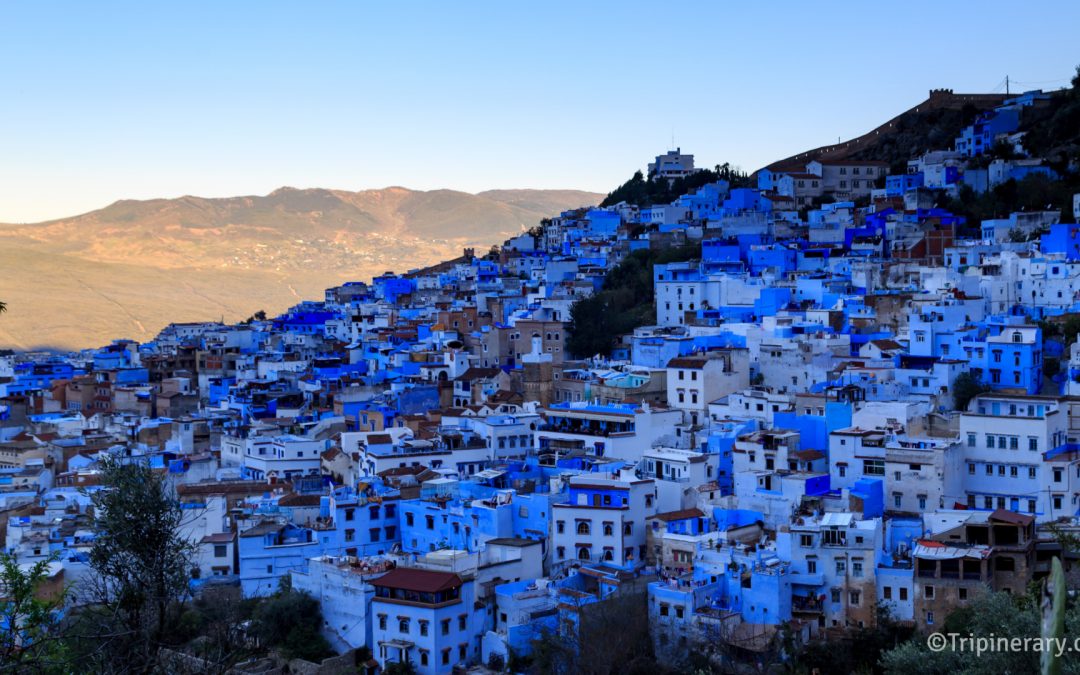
[0,187,601,350]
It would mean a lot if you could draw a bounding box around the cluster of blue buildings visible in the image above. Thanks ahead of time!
[2,94,1079,671]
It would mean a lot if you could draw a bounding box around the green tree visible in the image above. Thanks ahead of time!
[0,301,6,315]
[0,552,68,673]
[69,457,198,671]
[951,371,990,412]
[599,166,748,208]
[172,585,258,671]
[566,244,701,358]
[250,578,333,662]
[880,590,1080,675]
[529,591,665,675]
[792,605,914,675]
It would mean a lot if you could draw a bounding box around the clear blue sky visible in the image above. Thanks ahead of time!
[1,1,1077,222]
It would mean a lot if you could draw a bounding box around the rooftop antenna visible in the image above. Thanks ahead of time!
[1006,75,1009,96]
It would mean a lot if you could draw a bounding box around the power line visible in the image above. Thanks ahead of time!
[1010,77,1072,86]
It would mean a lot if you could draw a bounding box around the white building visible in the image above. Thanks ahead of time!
[550,474,657,572]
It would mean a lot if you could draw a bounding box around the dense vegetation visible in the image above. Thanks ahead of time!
[850,104,986,175]
[943,173,1080,231]
[566,242,701,358]
[1017,67,1080,170]
[599,164,750,208]
[880,589,1080,674]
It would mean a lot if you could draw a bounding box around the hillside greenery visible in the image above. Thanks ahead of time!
[849,104,985,175]
[1017,66,1080,169]
[599,164,750,208]
[566,242,701,358]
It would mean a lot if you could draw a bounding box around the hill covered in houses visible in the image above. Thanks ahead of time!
[6,70,1080,675]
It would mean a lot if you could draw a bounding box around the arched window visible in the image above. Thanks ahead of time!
[603,523,613,536]
[576,521,590,535]
[577,547,591,560]
[603,549,614,561]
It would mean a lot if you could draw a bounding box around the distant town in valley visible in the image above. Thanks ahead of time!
[4,71,1080,675]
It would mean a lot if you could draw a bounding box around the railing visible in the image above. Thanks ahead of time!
[536,424,632,437]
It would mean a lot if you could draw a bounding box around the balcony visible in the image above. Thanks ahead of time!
[538,426,632,438]
[792,594,824,614]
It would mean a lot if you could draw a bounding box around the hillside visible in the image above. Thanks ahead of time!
[0,187,601,350]
[761,89,1009,174]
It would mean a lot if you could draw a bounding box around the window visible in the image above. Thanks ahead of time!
[927,611,935,625]
[420,652,429,667]
[556,520,565,534]
[863,460,885,476]
[883,586,892,600]
[925,585,935,599]
[624,522,633,535]
[345,508,355,521]
[850,591,861,605]
[660,604,669,616]
[369,505,380,520]
[893,493,902,508]
[214,544,227,558]
[807,558,817,573]
[576,521,590,535]
[899,587,908,601]
[406,512,414,527]
[459,614,467,630]
[441,618,451,635]
[836,560,846,575]
[378,615,387,630]
[442,649,450,665]
[420,621,429,636]
[852,559,864,578]
[1029,437,1038,451]
[968,463,975,475]
[399,618,409,633]
[369,528,380,542]
[959,587,968,600]
[800,534,813,547]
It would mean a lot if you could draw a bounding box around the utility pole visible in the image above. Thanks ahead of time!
[1006,75,1010,96]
